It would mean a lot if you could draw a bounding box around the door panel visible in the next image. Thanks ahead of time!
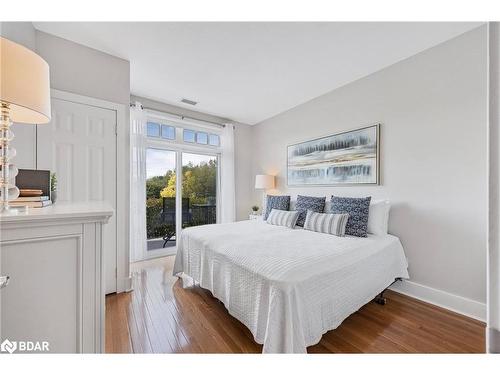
[145,148,176,258]
[37,98,117,294]
[181,153,218,228]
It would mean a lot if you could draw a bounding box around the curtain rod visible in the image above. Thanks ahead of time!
[131,102,226,128]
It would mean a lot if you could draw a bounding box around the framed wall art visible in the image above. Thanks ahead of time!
[287,124,380,186]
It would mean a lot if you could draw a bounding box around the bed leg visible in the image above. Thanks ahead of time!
[375,291,387,305]
[374,278,403,305]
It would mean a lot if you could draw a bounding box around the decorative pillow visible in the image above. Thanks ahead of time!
[264,195,290,220]
[303,210,349,236]
[330,196,371,237]
[295,195,326,227]
[367,200,391,235]
[266,209,299,228]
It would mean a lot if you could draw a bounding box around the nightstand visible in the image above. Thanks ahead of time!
[249,213,263,220]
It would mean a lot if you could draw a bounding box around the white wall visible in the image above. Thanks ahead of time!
[251,26,488,311]
[488,22,500,352]
[234,124,254,220]
[0,21,36,49]
[36,31,130,105]
[131,95,254,221]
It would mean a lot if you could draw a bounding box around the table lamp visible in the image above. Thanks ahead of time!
[0,36,51,212]
[255,174,275,215]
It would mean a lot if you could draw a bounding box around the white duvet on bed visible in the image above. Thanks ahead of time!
[173,220,409,353]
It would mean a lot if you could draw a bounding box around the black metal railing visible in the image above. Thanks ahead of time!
[190,204,217,226]
[146,197,217,248]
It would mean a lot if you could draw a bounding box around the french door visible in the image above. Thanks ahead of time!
[144,147,219,260]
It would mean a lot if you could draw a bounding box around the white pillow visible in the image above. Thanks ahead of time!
[266,209,299,228]
[367,200,391,235]
[303,210,349,237]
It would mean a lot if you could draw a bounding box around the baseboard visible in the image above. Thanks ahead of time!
[487,328,500,353]
[389,279,486,322]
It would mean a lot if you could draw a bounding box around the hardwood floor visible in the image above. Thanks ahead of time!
[105,255,485,353]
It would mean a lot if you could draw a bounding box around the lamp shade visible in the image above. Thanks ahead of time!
[0,36,51,124]
[255,174,275,189]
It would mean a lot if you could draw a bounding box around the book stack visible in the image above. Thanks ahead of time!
[10,191,53,208]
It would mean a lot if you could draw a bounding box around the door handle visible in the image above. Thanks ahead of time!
[0,275,9,289]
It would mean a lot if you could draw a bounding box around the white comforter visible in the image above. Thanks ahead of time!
[173,220,409,353]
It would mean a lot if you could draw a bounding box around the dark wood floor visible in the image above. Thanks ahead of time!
[105,256,485,353]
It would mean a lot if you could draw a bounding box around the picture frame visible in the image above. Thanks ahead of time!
[287,124,380,186]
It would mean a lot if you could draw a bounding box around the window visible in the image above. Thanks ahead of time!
[161,124,175,140]
[209,134,220,147]
[182,129,220,147]
[148,121,176,140]
[196,132,208,145]
[148,118,220,149]
[147,122,160,137]
[183,129,196,143]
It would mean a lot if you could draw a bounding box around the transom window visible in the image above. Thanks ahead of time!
[183,129,196,143]
[209,134,220,146]
[147,118,221,148]
[147,121,176,140]
[182,129,220,147]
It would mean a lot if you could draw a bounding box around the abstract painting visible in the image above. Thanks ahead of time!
[287,124,379,186]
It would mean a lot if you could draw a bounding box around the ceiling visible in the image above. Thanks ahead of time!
[33,22,483,125]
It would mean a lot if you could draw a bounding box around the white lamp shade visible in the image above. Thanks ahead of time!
[0,36,51,124]
[255,174,275,189]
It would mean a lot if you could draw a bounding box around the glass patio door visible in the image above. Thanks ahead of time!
[144,148,218,259]
[146,148,177,256]
[181,153,218,230]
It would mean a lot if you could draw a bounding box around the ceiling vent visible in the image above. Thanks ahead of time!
[180,98,198,106]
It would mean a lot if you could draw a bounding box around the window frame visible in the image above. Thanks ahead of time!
[146,113,223,152]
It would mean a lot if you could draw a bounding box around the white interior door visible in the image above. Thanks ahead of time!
[37,97,117,294]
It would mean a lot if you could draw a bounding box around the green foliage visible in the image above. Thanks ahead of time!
[145,159,217,239]
[146,170,174,199]
[146,160,217,203]
[182,159,217,205]
[50,172,58,192]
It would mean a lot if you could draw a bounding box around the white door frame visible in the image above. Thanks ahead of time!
[45,89,131,293]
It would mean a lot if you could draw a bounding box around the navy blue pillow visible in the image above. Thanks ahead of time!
[264,195,290,220]
[330,196,371,237]
[295,195,326,227]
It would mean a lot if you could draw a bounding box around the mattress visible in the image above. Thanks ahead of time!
[173,219,409,353]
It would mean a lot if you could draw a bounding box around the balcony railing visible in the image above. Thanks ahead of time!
[146,197,216,249]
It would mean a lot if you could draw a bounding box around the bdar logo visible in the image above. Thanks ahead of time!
[1,339,17,354]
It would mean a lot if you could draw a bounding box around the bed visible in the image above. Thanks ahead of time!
[173,219,409,353]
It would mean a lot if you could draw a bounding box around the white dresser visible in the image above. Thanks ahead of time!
[0,202,113,353]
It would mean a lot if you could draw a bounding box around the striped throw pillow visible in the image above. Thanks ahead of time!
[266,209,299,228]
[303,210,349,236]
